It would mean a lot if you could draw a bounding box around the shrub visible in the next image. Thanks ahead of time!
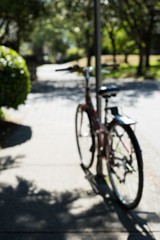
[0,45,31,109]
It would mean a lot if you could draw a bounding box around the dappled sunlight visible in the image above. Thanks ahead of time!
[0,176,158,239]
[31,80,84,103]
[103,79,160,107]
[0,64,159,239]
[31,65,160,108]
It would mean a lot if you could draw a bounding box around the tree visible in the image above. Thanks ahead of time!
[61,0,95,66]
[101,1,136,63]
[40,0,95,66]
[101,2,119,63]
[0,0,47,52]
[110,0,160,75]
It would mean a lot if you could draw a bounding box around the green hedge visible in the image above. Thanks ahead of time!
[0,46,31,109]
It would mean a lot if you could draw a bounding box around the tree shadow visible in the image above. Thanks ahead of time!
[0,175,158,240]
[0,120,32,149]
[30,78,115,104]
[117,80,160,107]
[30,78,160,108]
[31,80,85,103]
[0,154,24,172]
[81,166,158,240]
[119,80,160,94]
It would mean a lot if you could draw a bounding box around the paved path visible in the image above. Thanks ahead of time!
[0,64,160,239]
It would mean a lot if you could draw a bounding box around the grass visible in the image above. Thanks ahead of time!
[0,108,6,120]
[106,59,160,80]
[102,63,160,80]
[102,63,138,79]
[144,63,160,80]
[71,54,160,80]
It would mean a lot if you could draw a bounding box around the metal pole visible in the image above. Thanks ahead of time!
[94,0,103,176]
[94,0,101,121]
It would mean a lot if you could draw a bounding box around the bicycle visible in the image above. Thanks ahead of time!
[56,64,143,209]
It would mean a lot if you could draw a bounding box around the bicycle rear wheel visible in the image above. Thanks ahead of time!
[75,104,95,169]
[107,121,143,209]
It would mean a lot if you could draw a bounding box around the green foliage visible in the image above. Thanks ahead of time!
[1,0,159,74]
[102,28,136,54]
[0,46,31,109]
[50,0,95,65]
[0,107,5,119]
[63,47,84,62]
[102,57,160,80]
[0,0,48,51]
[109,0,160,74]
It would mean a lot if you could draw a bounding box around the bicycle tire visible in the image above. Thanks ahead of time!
[75,104,95,169]
[106,121,143,209]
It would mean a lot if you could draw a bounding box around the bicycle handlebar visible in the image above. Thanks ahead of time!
[55,63,119,73]
[55,67,74,72]
[101,63,119,68]
[55,65,82,72]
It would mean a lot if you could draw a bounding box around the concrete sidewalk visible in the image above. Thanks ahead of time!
[0,64,159,240]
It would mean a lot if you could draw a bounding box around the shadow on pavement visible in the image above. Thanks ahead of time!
[31,79,160,107]
[117,80,160,107]
[0,120,32,149]
[119,80,160,93]
[0,176,158,240]
[0,154,24,172]
[31,80,84,103]
[81,167,157,240]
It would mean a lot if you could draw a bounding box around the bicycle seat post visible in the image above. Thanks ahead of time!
[83,67,91,104]
[85,67,90,88]
[104,97,109,126]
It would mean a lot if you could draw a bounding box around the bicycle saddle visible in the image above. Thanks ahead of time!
[98,85,120,98]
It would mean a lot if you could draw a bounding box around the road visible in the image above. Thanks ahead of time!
[38,64,160,237]
[0,63,159,240]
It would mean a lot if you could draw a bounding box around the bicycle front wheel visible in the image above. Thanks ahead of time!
[75,104,95,169]
[107,121,143,209]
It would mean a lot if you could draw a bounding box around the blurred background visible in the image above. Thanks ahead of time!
[0,0,160,79]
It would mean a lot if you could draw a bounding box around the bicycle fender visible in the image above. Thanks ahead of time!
[114,114,136,125]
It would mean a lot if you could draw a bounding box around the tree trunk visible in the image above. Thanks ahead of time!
[124,53,129,64]
[87,51,92,66]
[137,46,144,76]
[145,8,154,69]
[85,28,93,66]
[109,31,117,63]
[145,39,151,69]
[15,28,21,53]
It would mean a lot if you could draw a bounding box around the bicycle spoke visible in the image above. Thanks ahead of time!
[75,105,95,169]
[107,122,143,209]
